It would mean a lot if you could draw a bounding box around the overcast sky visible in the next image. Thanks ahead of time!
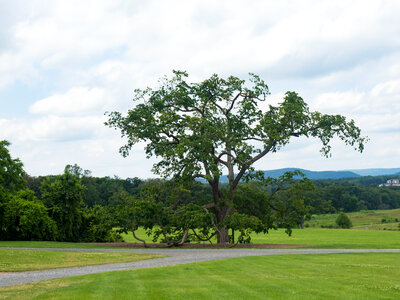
[1,0,400,178]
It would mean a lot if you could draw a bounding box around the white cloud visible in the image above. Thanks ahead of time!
[0,115,106,142]
[1,0,400,91]
[371,79,400,97]
[1,0,400,177]
[314,91,366,112]
[29,87,108,116]
[311,78,400,133]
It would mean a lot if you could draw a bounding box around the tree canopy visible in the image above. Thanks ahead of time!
[0,140,26,192]
[106,71,367,243]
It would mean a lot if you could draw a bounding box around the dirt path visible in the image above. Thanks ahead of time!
[1,248,400,288]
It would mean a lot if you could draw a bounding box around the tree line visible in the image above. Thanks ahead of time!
[0,143,120,242]
[2,141,400,245]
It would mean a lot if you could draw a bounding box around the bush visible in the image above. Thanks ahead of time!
[2,190,58,240]
[336,212,353,229]
[79,206,124,242]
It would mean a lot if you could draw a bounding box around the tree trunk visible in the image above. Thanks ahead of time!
[210,179,234,244]
[216,203,234,243]
[217,226,229,244]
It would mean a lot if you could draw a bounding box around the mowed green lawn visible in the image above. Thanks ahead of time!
[0,249,163,272]
[1,253,399,299]
[121,227,400,249]
[0,241,112,249]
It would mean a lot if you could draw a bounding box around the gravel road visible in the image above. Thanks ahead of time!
[1,247,400,288]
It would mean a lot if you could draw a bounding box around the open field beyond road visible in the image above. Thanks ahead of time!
[1,252,400,299]
[2,227,400,250]
[306,208,400,229]
[121,227,400,249]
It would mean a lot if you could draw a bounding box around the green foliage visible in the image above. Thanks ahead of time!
[80,205,123,242]
[0,140,28,238]
[0,186,9,235]
[309,180,400,213]
[336,212,353,228]
[106,71,365,181]
[38,165,121,242]
[106,71,366,243]
[2,189,58,241]
[112,181,213,245]
[26,173,143,207]
[40,168,86,242]
[223,213,264,243]
[0,140,26,192]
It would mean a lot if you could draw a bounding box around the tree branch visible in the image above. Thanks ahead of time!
[229,231,244,248]
[191,229,216,244]
[231,142,275,190]
[177,229,189,246]
[203,203,221,235]
[130,221,147,247]
[227,92,243,114]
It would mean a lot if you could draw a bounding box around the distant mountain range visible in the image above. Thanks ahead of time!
[211,167,400,183]
[349,168,400,177]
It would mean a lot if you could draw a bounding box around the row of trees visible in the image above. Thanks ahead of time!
[2,140,399,244]
[310,181,400,212]
[0,142,118,242]
[1,138,314,245]
[26,169,400,216]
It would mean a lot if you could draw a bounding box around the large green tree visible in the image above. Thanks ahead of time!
[106,71,366,243]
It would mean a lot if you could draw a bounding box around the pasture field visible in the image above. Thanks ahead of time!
[305,208,400,229]
[0,249,162,272]
[121,227,400,249]
[1,253,399,299]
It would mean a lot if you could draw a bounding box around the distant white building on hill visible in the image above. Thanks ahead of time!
[379,179,400,187]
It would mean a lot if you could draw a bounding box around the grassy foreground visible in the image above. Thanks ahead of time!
[0,249,162,272]
[1,253,399,299]
[122,227,400,249]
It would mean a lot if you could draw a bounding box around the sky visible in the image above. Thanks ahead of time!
[1,0,400,179]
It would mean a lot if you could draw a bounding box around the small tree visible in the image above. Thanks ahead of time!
[40,168,86,241]
[336,212,353,228]
[106,71,366,243]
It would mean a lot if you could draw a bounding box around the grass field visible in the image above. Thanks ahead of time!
[121,227,400,249]
[305,208,400,229]
[1,253,399,299]
[0,249,162,272]
[0,241,112,249]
